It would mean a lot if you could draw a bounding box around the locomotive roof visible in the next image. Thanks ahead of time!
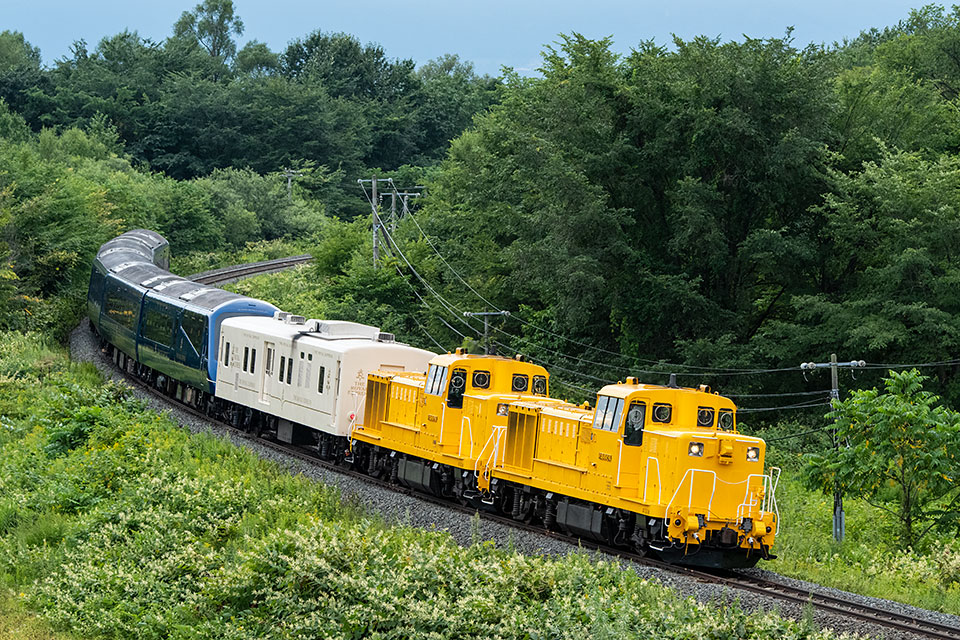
[428,351,549,376]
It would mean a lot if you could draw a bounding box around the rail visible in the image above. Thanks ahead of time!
[187,254,313,284]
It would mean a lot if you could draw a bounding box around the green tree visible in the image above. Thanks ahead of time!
[173,0,244,65]
[804,369,960,549]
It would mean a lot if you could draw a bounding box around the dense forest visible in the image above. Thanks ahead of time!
[5,2,960,410]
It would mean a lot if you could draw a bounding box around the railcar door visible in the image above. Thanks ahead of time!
[260,341,276,405]
[585,394,625,494]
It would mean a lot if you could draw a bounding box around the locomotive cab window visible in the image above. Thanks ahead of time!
[511,374,529,393]
[592,395,624,432]
[652,403,672,423]
[426,364,448,396]
[447,368,467,408]
[472,370,490,389]
[718,409,735,431]
[624,401,646,446]
[697,406,715,428]
[223,341,231,366]
[532,375,547,396]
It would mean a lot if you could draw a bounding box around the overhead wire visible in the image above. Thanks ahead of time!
[368,182,960,396]
[395,198,812,378]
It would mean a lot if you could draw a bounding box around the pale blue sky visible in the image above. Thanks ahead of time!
[4,1,927,75]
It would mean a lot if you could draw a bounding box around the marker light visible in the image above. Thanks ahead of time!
[688,442,704,457]
[349,412,356,422]
[746,446,760,461]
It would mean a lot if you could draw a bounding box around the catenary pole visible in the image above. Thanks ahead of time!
[799,355,866,542]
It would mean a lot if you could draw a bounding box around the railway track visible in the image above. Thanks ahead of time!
[187,254,313,284]
[93,256,960,640]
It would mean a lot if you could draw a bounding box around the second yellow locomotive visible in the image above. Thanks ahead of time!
[352,349,779,568]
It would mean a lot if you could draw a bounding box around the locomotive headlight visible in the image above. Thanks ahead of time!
[496,403,509,417]
[746,446,760,461]
[688,441,704,457]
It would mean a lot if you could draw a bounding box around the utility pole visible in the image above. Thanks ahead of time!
[388,191,397,234]
[463,311,510,354]
[358,177,395,270]
[283,168,303,203]
[800,355,866,542]
[371,176,378,269]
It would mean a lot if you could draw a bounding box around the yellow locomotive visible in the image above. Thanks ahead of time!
[352,349,779,568]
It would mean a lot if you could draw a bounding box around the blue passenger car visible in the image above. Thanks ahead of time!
[88,230,278,395]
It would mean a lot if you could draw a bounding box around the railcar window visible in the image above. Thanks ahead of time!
[718,409,734,430]
[472,370,490,389]
[181,311,206,355]
[265,348,274,375]
[511,374,529,393]
[279,356,285,381]
[624,402,646,446]
[318,366,326,393]
[250,349,256,375]
[652,403,672,423]
[532,375,547,396]
[224,342,231,367]
[286,359,293,385]
[143,309,173,346]
[105,287,138,330]
[697,406,715,427]
[243,347,249,372]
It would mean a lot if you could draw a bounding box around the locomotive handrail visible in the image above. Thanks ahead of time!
[734,470,780,533]
[664,468,717,523]
[473,425,506,479]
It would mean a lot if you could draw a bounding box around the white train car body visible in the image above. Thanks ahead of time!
[216,312,435,440]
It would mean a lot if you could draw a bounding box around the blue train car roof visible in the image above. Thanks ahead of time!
[95,229,169,272]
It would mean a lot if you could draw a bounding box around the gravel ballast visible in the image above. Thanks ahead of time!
[70,320,960,639]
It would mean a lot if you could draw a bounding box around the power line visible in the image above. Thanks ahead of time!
[726,389,832,399]
[400,209,811,377]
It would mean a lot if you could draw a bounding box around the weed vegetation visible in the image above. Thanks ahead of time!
[755,429,960,616]
[0,332,853,639]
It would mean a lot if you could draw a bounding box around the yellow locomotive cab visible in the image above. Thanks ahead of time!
[352,354,780,568]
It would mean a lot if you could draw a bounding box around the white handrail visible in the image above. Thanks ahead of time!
[664,468,718,523]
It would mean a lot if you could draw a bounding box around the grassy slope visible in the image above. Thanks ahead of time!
[0,332,848,639]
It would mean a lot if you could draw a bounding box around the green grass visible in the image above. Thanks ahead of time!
[0,331,849,640]
[0,591,75,640]
[766,457,960,615]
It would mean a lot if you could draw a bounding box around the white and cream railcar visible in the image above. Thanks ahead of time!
[216,312,435,443]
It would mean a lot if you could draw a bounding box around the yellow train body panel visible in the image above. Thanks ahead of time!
[353,351,779,564]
